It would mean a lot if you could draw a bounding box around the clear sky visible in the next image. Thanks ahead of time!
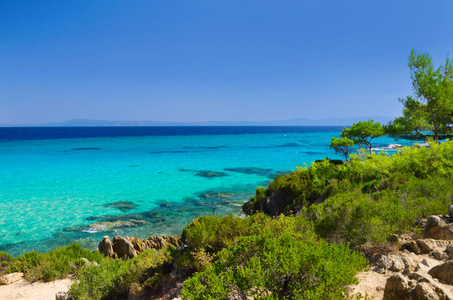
[1,0,452,124]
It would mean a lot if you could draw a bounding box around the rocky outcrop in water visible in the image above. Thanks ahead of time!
[98,235,181,259]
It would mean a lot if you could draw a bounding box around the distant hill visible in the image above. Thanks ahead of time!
[1,116,396,127]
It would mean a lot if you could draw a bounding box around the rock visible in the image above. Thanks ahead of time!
[412,272,453,300]
[378,254,405,272]
[0,272,23,285]
[142,236,181,251]
[55,291,71,300]
[102,201,137,212]
[414,282,439,300]
[402,240,422,254]
[98,236,115,257]
[428,261,453,284]
[194,170,229,178]
[86,219,148,232]
[400,252,420,273]
[383,273,413,300]
[113,236,137,259]
[446,244,453,259]
[424,216,453,240]
[126,237,143,252]
[373,266,386,274]
[432,250,448,261]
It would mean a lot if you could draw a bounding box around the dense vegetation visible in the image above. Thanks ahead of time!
[243,141,453,247]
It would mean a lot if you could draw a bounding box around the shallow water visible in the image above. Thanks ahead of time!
[0,127,413,256]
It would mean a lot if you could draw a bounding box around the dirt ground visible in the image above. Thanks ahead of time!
[0,276,74,300]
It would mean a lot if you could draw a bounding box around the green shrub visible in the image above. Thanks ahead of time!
[243,142,453,246]
[7,243,106,282]
[181,215,366,300]
[181,215,249,253]
[70,249,171,300]
[0,251,13,275]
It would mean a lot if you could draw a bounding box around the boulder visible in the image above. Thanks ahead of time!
[383,273,413,300]
[432,250,449,261]
[142,236,181,251]
[428,261,453,284]
[424,216,453,240]
[55,291,71,300]
[378,254,405,272]
[400,252,420,273]
[125,237,143,252]
[0,272,23,285]
[448,205,453,219]
[98,236,115,257]
[113,236,137,259]
[384,271,453,300]
[402,240,422,255]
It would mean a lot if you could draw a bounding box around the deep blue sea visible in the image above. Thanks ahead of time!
[0,127,414,256]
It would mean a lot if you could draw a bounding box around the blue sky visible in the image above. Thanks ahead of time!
[1,0,452,124]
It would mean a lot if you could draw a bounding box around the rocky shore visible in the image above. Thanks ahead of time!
[5,209,453,299]
[349,209,453,299]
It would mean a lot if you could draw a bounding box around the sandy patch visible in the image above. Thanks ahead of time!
[348,269,389,299]
[0,276,74,300]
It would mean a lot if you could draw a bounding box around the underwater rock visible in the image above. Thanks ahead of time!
[179,168,229,178]
[224,167,284,179]
[102,201,137,212]
[62,225,88,232]
[86,213,144,222]
[82,219,148,233]
[73,147,102,151]
[224,167,273,175]
[197,191,243,201]
[194,170,229,178]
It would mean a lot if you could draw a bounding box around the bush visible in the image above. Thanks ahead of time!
[181,215,249,253]
[70,249,171,300]
[243,142,453,246]
[0,251,13,275]
[181,215,366,300]
[7,243,106,282]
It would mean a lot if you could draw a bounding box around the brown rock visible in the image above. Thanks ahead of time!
[113,236,137,259]
[98,235,115,257]
[400,252,420,273]
[446,245,453,259]
[383,273,414,300]
[414,282,440,300]
[142,236,181,251]
[402,240,422,254]
[428,261,453,284]
[424,216,453,240]
[55,291,72,300]
[432,250,449,261]
[378,254,405,272]
[0,272,23,285]
[125,237,143,252]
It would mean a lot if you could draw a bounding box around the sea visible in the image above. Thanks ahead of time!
[0,126,414,256]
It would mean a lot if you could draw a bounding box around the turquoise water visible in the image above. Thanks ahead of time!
[0,127,413,256]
